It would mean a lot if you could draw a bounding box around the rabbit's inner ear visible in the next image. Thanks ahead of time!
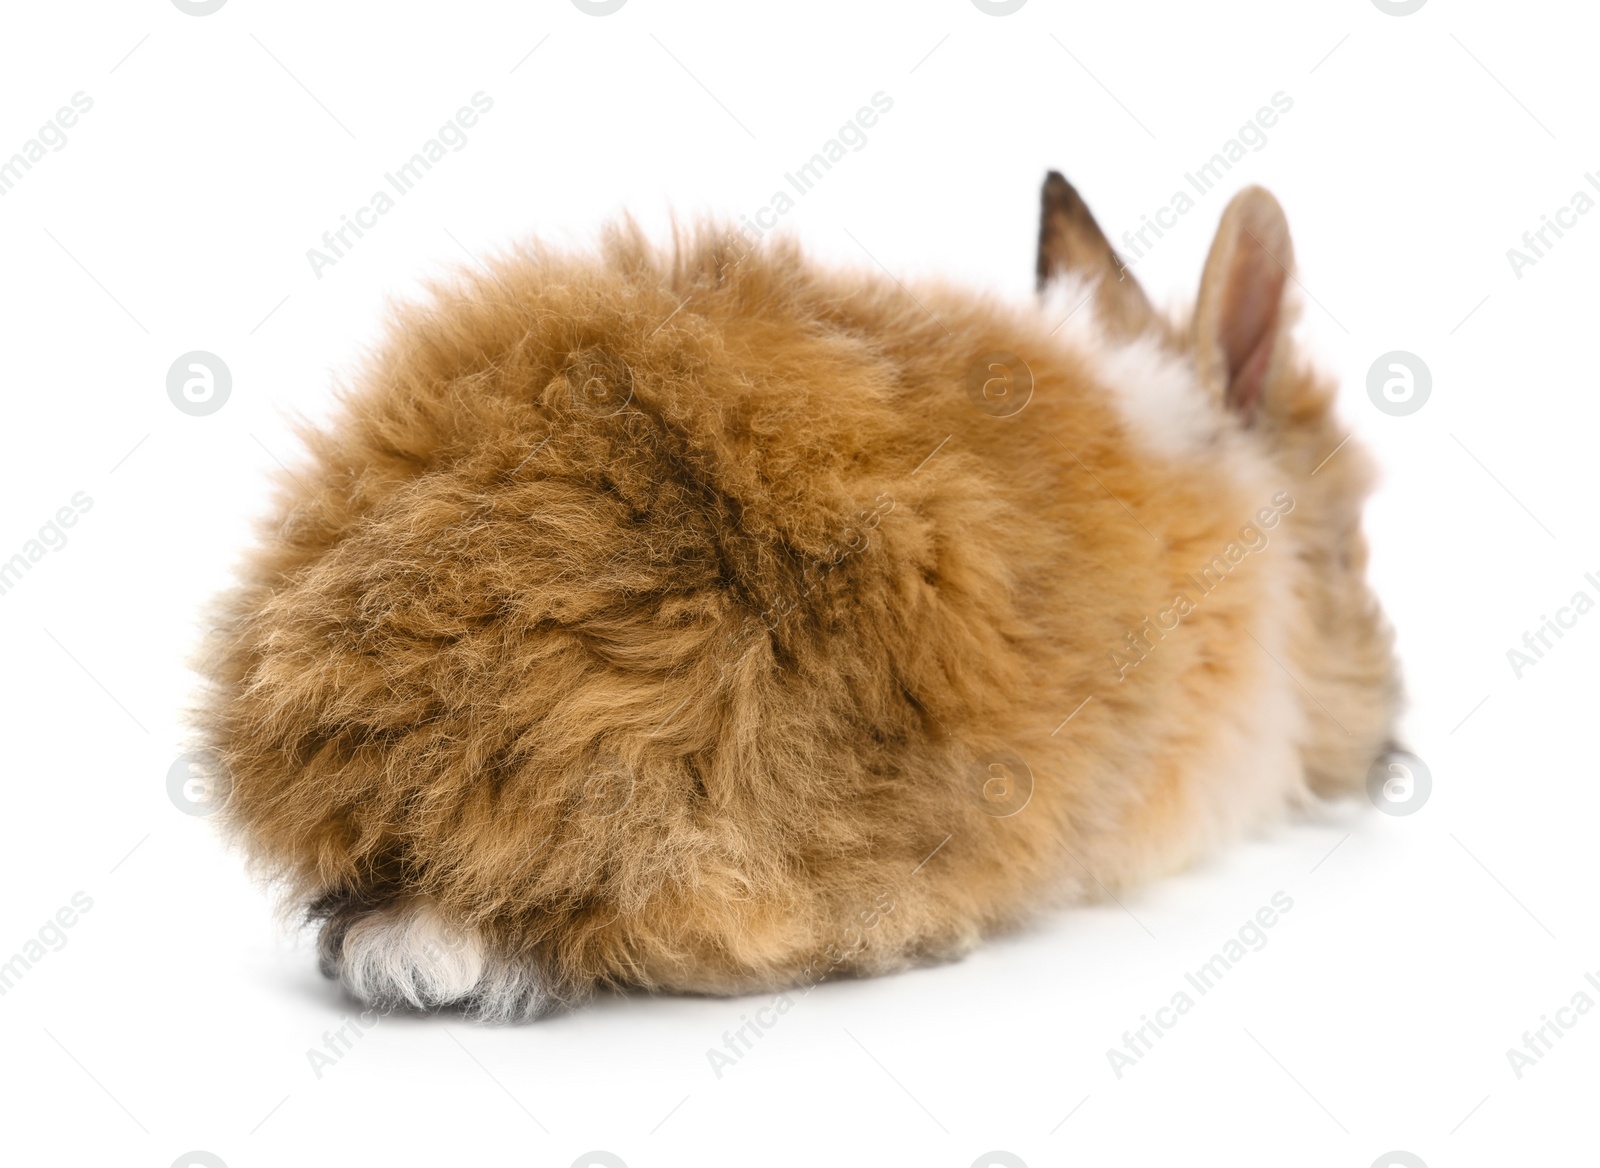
[1036,171,1154,339]
[1193,186,1294,423]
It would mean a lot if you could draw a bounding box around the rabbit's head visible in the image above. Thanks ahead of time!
[1039,173,1401,793]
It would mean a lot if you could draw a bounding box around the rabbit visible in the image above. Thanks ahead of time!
[196,172,1400,1021]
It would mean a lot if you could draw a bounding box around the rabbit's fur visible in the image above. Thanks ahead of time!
[199,175,1399,1020]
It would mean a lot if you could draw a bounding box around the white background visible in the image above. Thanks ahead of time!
[0,1,1595,1165]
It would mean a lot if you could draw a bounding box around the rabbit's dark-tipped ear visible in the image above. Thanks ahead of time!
[1194,186,1294,422]
[1037,171,1153,338]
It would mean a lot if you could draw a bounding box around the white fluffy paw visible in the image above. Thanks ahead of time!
[320,897,548,1022]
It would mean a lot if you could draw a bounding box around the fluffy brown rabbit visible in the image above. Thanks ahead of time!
[198,173,1399,1021]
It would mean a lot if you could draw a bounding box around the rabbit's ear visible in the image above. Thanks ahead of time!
[1037,171,1153,338]
[1193,186,1294,422]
